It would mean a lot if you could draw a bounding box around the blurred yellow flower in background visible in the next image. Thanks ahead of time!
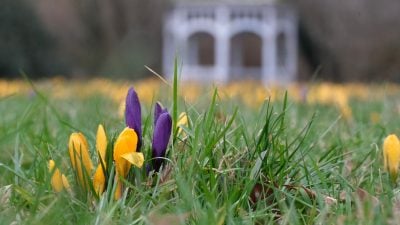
[1,78,400,115]
[370,112,381,124]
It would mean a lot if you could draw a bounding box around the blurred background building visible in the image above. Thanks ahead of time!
[163,3,297,85]
[1,0,400,82]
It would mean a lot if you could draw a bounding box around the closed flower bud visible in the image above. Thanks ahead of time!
[383,134,400,183]
[125,87,142,149]
[48,160,70,192]
[68,132,93,188]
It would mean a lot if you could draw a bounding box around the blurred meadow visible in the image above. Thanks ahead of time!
[2,0,400,224]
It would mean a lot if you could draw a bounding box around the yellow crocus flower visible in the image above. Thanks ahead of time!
[48,160,70,192]
[383,134,400,182]
[113,127,144,199]
[177,112,188,136]
[68,132,94,189]
[339,104,352,121]
[96,124,107,165]
[93,166,106,196]
[93,124,108,195]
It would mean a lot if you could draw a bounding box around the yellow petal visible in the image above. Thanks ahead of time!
[93,165,105,195]
[48,160,68,192]
[113,127,138,200]
[113,128,138,178]
[114,179,123,200]
[68,132,93,187]
[177,112,188,126]
[383,134,400,182]
[121,152,144,168]
[177,112,188,135]
[96,124,107,167]
[62,174,70,190]
[48,159,56,172]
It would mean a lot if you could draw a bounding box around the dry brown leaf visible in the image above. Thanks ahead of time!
[249,183,275,206]
[324,195,338,206]
[159,164,173,185]
[285,184,337,206]
[355,188,380,207]
[343,153,354,176]
[0,185,12,207]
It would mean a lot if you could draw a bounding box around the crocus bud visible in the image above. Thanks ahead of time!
[93,166,105,195]
[383,134,400,183]
[96,124,107,166]
[152,112,172,172]
[125,87,142,149]
[68,133,93,188]
[48,160,70,192]
[93,124,107,196]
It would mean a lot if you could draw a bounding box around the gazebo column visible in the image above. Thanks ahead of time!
[215,33,229,83]
[215,6,230,83]
[286,26,297,83]
[164,9,189,81]
[174,26,190,81]
[162,29,174,79]
[261,9,277,86]
[262,33,277,85]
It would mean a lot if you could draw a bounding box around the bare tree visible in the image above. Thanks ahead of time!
[291,0,400,82]
[34,0,170,78]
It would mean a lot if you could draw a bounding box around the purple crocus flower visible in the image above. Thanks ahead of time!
[151,105,172,172]
[154,102,168,126]
[125,87,142,149]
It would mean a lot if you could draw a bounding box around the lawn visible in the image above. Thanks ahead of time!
[1,77,400,224]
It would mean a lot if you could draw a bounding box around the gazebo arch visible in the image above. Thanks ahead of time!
[229,25,264,40]
[187,32,215,66]
[229,32,262,80]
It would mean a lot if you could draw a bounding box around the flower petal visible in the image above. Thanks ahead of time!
[93,165,105,195]
[68,132,93,187]
[383,134,400,182]
[152,112,172,172]
[121,152,144,168]
[96,124,107,167]
[49,160,63,192]
[114,179,123,200]
[48,159,56,171]
[177,112,188,135]
[154,102,168,126]
[48,160,69,192]
[154,102,163,126]
[125,87,142,149]
[61,174,70,190]
[113,127,138,178]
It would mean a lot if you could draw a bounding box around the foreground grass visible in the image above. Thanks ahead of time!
[1,79,400,224]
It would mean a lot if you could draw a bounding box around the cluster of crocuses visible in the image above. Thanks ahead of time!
[48,87,182,199]
[383,134,400,183]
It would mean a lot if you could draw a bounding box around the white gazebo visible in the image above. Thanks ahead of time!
[162,2,297,85]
